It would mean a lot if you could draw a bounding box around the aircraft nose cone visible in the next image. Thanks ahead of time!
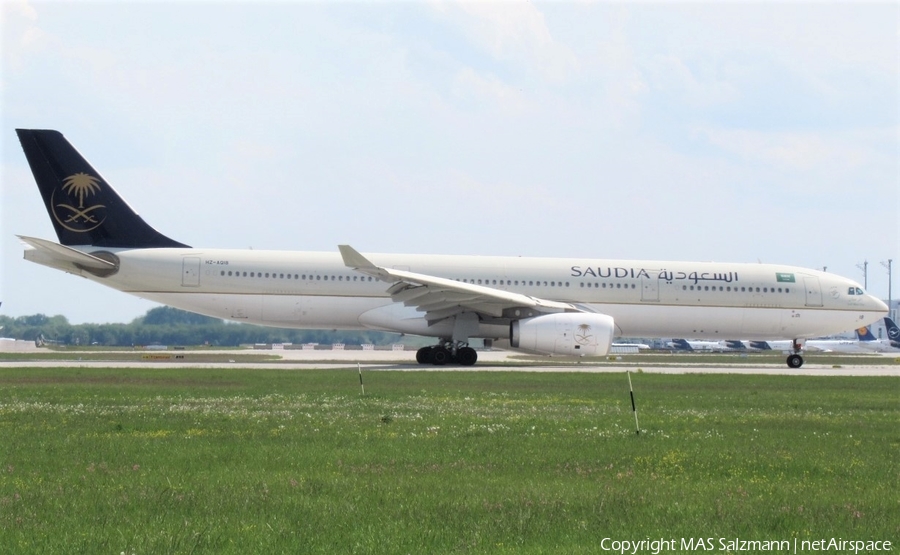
[872,296,889,313]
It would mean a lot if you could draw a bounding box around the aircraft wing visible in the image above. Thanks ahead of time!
[339,245,580,324]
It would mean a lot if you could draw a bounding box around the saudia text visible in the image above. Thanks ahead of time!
[571,266,738,284]
[599,537,892,554]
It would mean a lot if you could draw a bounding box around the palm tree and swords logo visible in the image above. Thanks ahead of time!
[51,172,107,232]
[574,323,596,346]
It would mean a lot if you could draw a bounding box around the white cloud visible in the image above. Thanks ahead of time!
[1,0,44,74]
[695,126,870,172]
[644,54,740,108]
[432,1,578,83]
[451,67,530,114]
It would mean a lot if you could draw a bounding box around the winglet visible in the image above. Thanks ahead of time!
[339,244,376,269]
[339,245,393,281]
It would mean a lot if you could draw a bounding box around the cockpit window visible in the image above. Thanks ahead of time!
[848,287,865,295]
[855,287,864,295]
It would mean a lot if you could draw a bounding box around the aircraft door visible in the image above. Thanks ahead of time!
[803,277,823,307]
[182,257,201,287]
[641,271,660,302]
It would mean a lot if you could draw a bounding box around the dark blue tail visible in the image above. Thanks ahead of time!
[855,326,877,342]
[16,129,189,249]
[670,339,692,351]
[885,317,900,348]
[749,341,772,350]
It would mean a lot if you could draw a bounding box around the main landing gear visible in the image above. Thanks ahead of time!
[786,339,804,368]
[416,341,478,366]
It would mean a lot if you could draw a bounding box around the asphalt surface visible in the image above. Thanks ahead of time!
[1,347,898,376]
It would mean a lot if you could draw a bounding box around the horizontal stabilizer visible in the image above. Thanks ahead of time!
[18,235,117,271]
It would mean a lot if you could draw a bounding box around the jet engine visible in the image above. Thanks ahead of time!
[510,313,615,357]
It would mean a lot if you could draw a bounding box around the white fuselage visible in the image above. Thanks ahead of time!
[762,338,898,354]
[32,246,887,342]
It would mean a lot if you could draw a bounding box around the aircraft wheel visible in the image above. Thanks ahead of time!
[416,346,434,365]
[457,347,478,366]
[432,347,450,365]
[786,354,804,368]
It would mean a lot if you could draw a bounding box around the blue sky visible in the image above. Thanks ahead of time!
[2,1,898,324]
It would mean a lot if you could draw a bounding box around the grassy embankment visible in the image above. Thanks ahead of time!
[0,368,897,553]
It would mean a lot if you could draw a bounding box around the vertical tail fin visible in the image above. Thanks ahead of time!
[885,317,900,348]
[855,326,877,342]
[16,129,189,248]
[670,339,693,351]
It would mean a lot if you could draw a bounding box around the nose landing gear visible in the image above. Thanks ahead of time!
[786,339,804,368]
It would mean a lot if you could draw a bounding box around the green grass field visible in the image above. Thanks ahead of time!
[0,367,897,554]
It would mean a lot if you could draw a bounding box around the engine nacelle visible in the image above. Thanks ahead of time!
[510,313,615,357]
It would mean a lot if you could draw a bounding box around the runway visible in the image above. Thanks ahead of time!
[1,347,898,376]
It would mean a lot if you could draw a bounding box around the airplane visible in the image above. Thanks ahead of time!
[612,342,651,350]
[668,339,731,352]
[747,325,894,354]
[854,322,900,352]
[14,129,888,368]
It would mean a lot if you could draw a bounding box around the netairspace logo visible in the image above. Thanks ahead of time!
[600,537,894,554]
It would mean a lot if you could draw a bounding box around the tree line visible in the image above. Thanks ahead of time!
[0,307,406,347]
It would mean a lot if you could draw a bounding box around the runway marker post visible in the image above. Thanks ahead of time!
[627,371,640,435]
[358,363,365,396]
